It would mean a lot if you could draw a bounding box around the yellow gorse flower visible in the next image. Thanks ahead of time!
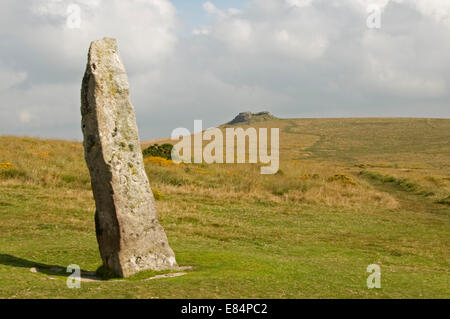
[327,173,356,185]
[144,156,175,166]
[36,152,50,157]
[152,189,163,200]
[0,162,13,169]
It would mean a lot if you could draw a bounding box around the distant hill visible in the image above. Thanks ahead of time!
[1,117,449,298]
[142,117,450,168]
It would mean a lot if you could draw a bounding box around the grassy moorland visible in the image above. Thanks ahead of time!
[0,118,449,298]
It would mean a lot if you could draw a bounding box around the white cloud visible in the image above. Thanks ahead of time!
[275,29,328,59]
[0,0,449,139]
[193,26,211,36]
[366,54,446,97]
[203,1,226,18]
[21,0,177,71]
[0,70,27,91]
[410,0,450,27]
[347,0,450,26]
[0,0,178,138]
[199,0,331,58]
[19,110,33,124]
[286,0,314,8]
[227,8,242,16]
[193,0,449,97]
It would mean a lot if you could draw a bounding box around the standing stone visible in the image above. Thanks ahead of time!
[81,38,177,278]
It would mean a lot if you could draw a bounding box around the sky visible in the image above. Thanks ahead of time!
[172,0,244,35]
[0,0,449,141]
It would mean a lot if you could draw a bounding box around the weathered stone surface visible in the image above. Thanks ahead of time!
[81,38,177,278]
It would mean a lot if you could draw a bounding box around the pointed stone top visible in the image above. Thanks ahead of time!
[83,37,130,110]
[88,38,119,60]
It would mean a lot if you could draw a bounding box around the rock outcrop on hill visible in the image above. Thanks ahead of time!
[228,111,276,125]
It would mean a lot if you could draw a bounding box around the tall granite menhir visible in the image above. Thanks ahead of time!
[81,38,177,277]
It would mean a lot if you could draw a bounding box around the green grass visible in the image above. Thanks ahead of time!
[0,184,448,298]
[0,118,449,298]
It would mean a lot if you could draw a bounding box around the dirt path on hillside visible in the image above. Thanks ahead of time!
[357,172,450,217]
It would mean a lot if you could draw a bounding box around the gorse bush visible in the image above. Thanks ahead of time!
[327,173,356,185]
[144,156,175,166]
[0,162,13,169]
[143,143,173,160]
[152,189,163,200]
